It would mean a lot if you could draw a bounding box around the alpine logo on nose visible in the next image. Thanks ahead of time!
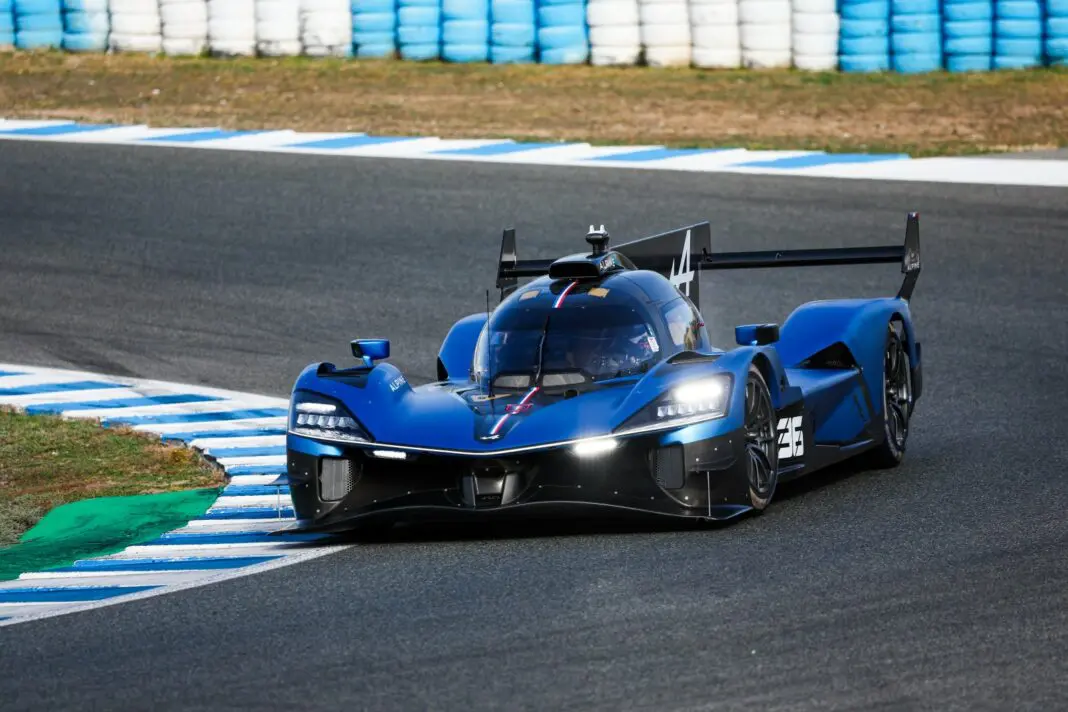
[669,229,695,297]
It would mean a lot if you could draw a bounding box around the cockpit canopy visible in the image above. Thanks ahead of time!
[472,273,710,391]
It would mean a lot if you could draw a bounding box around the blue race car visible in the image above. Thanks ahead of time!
[283,215,922,533]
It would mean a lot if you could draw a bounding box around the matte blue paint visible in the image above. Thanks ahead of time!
[142,129,267,143]
[729,153,909,169]
[0,370,25,377]
[285,135,420,149]
[198,507,295,520]
[224,464,288,476]
[209,445,286,458]
[0,123,123,136]
[25,393,221,415]
[221,484,291,497]
[434,141,572,156]
[160,427,287,443]
[589,148,727,162]
[0,380,127,396]
[103,408,287,426]
[148,531,325,546]
[0,586,158,603]
[49,556,281,573]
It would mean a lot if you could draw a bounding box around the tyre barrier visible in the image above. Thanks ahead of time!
[1,0,13,48]
[9,0,1065,72]
[257,0,301,56]
[15,0,63,49]
[109,0,162,52]
[62,0,107,51]
[353,0,396,57]
[492,0,535,63]
[588,0,640,65]
[161,0,207,56]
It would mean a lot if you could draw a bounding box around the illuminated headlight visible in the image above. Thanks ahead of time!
[614,374,733,437]
[289,393,371,443]
[657,378,728,419]
[572,438,618,457]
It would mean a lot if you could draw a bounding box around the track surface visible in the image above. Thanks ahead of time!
[1,142,1067,710]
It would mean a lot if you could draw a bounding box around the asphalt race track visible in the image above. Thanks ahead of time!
[1,141,1066,711]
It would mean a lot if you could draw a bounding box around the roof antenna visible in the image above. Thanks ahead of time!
[586,224,610,257]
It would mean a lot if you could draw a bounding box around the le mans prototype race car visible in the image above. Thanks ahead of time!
[283,215,923,533]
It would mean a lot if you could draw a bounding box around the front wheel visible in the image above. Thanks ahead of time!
[744,365,779,511]
[865,321,913,468]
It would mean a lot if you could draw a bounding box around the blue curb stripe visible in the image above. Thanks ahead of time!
[0,123,123,137]
[103,408,287,426]
[286,135,420,150]
[224,464,288,476]
[161,427,287,443]
[25,393,222,415]
[0,586,158,603]
[728,153,910,169]
[50,556,281,573]
[142,129,267,143]
[149,531,325,545]
[199,506,295,520]
[434,142,572,156]
[589,147,728,162]
[209,445,286,458]
[0,380,127,396]
[0,370,25,377]
[222,484,291,497]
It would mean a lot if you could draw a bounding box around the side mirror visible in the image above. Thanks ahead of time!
[351,339,390,368]
[735,323,780,346]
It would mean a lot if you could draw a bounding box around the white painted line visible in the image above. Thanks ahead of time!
[133,416,287,434]
[215,454,287,467]
[0,387,143,407]
[14,571,224,586]
[227,474,289,487]
[191,435,286,451]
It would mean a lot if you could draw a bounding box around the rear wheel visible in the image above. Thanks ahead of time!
[866,321,913,468]
[744,365,779,511]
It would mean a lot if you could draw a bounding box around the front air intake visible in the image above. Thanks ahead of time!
[319,458,358,502]
[651,445,685,490]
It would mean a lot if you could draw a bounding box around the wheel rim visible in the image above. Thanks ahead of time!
[744,375,776,499]
[885,334,911,452]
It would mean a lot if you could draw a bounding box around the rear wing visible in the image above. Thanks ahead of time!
[496,212,922,303]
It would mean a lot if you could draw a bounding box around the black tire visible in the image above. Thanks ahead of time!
[866,321,913,469]
[743,365,779,511]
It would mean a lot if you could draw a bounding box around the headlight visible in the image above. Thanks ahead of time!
[289,392,371,444]
[615,374,732,436]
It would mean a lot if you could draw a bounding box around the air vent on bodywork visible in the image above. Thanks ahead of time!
[651,445,686,490]
[319,457,360,501]
[798,341,858,370]
[667,351,721,365]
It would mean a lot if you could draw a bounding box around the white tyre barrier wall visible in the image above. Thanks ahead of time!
[739,0,790,67]
[301,0,351,55]
[161,0,207,55]
[62,0,109,52]
[207,0,255,55]
[690,0,740,68]
[640,0,692,66]
[587,0,640,65]
[109,0,162,52]
[256,0,300,56]
[791,0,836,69]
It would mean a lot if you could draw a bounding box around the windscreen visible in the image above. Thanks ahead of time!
[473,303,662,389]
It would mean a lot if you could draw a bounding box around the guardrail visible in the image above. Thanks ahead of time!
[1,0,1065,72]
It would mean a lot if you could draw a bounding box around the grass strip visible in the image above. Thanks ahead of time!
[0,51,1066,156]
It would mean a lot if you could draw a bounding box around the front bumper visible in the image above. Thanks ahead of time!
[284,429,754,533]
